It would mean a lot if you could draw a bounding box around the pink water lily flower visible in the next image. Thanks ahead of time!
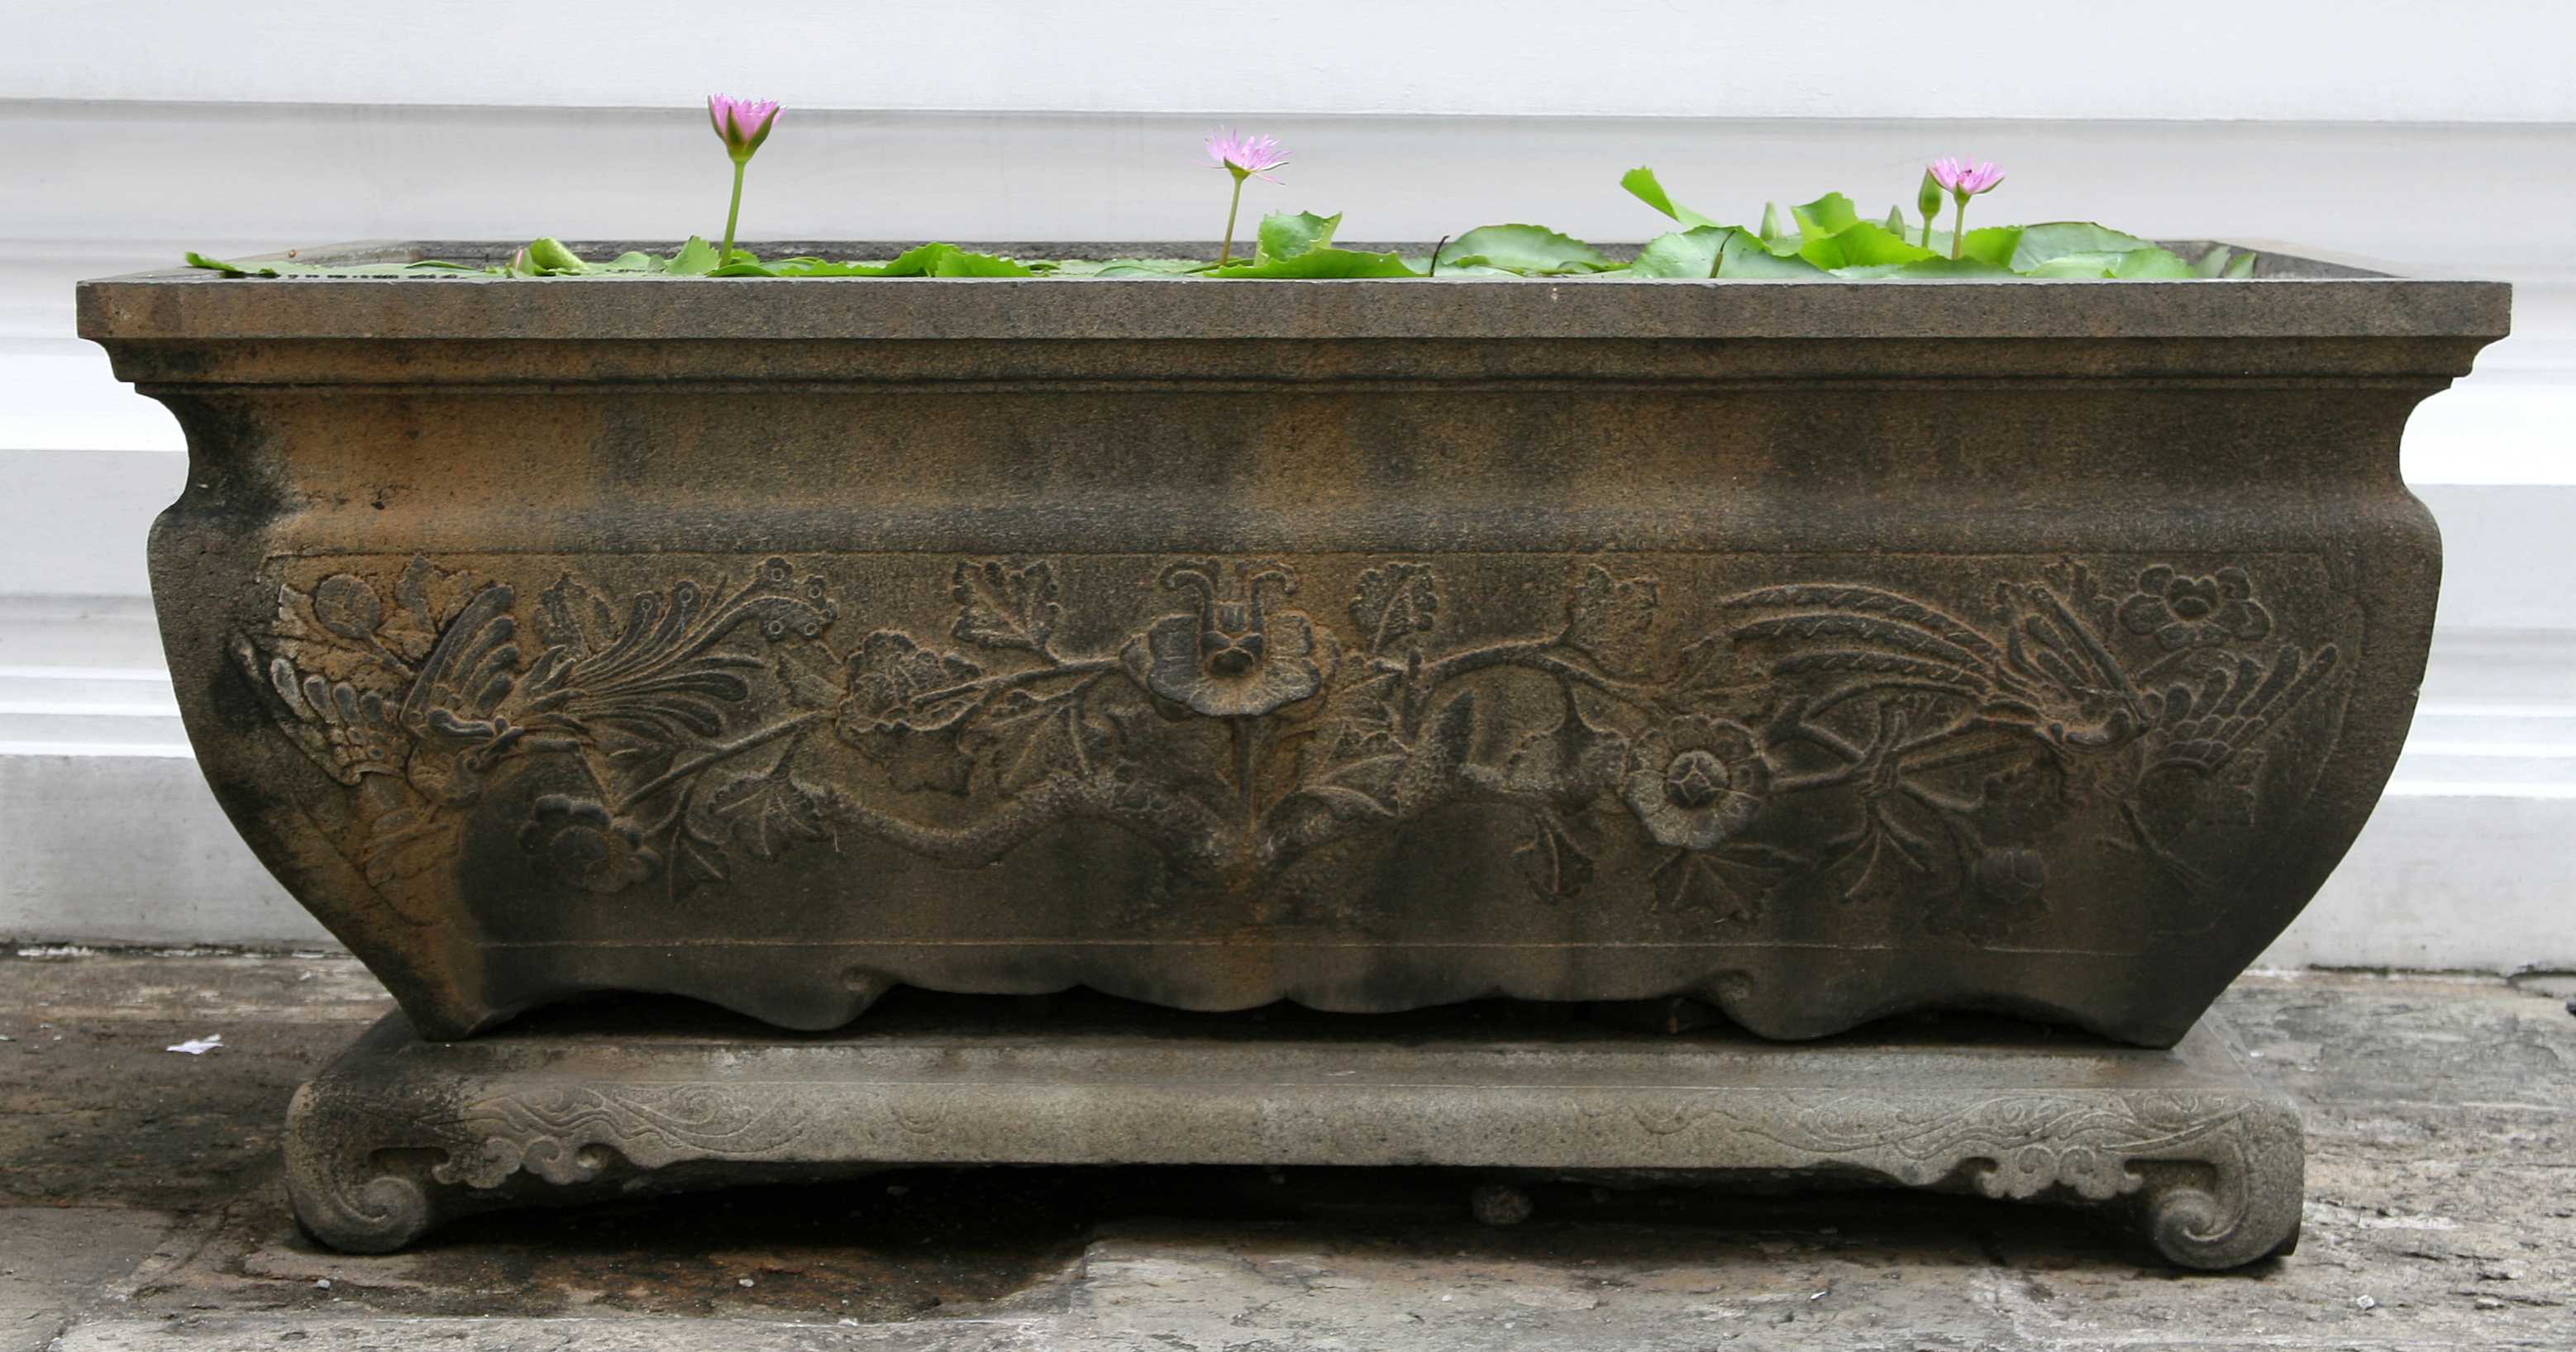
[706,95,784,265]
[1198,128,1289,269]
[1927,157,2005,259]
[708,94,782,163]
[1930,157,2005,196]
[1200,128,1289,183]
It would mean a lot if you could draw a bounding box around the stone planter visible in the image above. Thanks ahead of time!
[81,241,2506,1047]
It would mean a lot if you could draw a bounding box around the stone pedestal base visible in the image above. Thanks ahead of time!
[284,995,2302,1269]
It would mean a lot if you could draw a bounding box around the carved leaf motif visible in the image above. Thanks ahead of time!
[311,574,384,641]
[1348,563,1438,655]
[1304,782,1399,823]
[967,688,1114,793]
[1563,565,1658,672]
[1672,633,1746,696]
[950,560,1061,653]
[773,651,845,711]
[1818,820,1935,907]
[1649,849,1787,921]
[1515,819,1594,903]
[385,556,482,664]
[535,574,620,660]
[712,769,830,860]
[673,815,731,887]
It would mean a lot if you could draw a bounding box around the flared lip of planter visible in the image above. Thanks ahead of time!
[77,238,2511,345]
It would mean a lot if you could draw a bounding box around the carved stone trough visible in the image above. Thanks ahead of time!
[81,240,2504,1262]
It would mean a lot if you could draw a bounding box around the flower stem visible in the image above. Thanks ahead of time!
[1949,193,1968,261]
[1920,204,1935,250]
[721,159,747,264]
[1217,173,1246,268]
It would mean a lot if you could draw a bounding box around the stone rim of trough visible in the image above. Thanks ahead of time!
[76,239,2512,344]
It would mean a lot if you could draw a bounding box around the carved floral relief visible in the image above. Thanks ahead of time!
[231,553,2341,941]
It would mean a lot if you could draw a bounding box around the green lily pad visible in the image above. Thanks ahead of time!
[1833,256,2019,279]
[1791,193,1863,243]
[1436,224,1610,274]
[664,236,723,276]
[2008,222,2159,271]
[1257,210,1343,264]
[1207,248,1423,279]
[1628,226,1737,278]
[1715,245,1828,278]
[2020,246,2196,279]
[1797,221,1937,271]
[1620,167,1720,230]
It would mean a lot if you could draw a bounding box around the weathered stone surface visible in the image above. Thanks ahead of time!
[15,957,2574,1351]
[279,992,2302,1269]
[78,245,2510,1045]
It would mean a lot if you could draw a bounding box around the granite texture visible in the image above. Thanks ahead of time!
[280,993,2303,1269]
[77,245,2509,1044]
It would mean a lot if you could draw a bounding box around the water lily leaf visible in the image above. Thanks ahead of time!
[665,236,723,275]
[1797,221,1936,271]
[182,252,474,278]
[1438,224,1612,275]
[929,250,1037,278]
[1958,226,2021,267]
[1410,257,1516,277]
[1257,210,1343,263]
[1620,166,1720,230]
[1629,226,1738,278]
[2019,251,2121,278]
[1834,256,2018,279]
[2020,247,2193,278]
[1208,248,1422,279]
[1715,245,1828,278]
[770,259,895,277]
[2191,245,2260,278]
[1791,193,1863,243]
[2108,247,2196,278]
[1044,258,1202,277]
[706,261,780,277]
[2008,222,2158,271]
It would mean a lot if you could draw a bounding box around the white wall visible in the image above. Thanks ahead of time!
[10,0,2574,121]
[5,0,2574,963]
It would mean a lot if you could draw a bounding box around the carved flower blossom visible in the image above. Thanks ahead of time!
[519,795,657,893]
[2117,565,2271,651]
[1123,563,1332,718]
[1622,716,1769,852]
[835,630,982,794]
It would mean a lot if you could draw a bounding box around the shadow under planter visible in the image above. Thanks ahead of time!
[81,239,2501,1263]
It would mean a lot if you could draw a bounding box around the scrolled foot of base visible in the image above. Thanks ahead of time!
[2142,1178,2302,1270]
[285,1154,434,1254]
[283,1082,436,1254]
